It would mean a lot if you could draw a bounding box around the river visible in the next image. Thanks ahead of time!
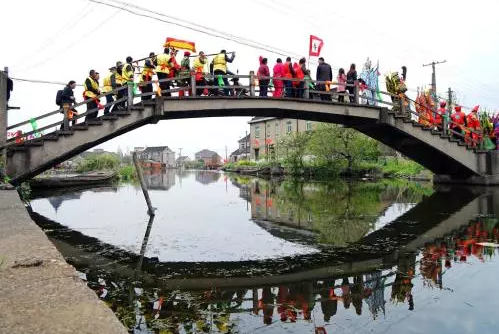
[29,170,499,333]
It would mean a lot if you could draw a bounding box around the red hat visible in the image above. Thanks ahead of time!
[472,105,480,112]
[440,101,446,107]
[184,51,191,57]
[455,105,462,112]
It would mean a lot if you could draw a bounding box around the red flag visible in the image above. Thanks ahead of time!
[163,37,196,52]
[309,35,324,57]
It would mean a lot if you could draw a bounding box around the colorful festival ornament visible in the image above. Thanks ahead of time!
[217,75,225,87]
[29,118,41,138]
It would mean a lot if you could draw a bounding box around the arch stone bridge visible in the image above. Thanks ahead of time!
[1,71,499,185]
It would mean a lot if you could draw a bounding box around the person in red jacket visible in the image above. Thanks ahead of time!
[466,105,482,147]
[434,101,447,131]
[293,57,306,98]
[283,57,295,97]
[450,105,467,140]
[272,58,284,98]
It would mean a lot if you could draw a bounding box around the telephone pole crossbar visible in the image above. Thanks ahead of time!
[423,60,447,103]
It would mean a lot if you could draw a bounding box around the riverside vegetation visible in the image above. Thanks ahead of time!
[225,124,430,180]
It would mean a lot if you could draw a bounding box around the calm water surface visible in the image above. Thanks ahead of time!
[29,171,499,333]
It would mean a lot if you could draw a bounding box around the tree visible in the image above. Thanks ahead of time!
[308,124,380,172]
[276,132,311,173]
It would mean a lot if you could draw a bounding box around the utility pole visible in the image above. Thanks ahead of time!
[447,87,453,114]
[423,60,446,104]
[225,145,228,163]
[0,67,8,178]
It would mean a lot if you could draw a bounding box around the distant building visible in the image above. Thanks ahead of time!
[195,149,222,168]
[139,146,176,168]
[229,134,250,162]
[134,147,145,152]
[248,117,317,160]
[176,155,191,168]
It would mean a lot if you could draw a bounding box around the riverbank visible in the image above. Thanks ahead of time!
[0,189,128,334]
[223,158,433,181]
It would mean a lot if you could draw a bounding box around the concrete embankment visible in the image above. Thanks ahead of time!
[0,189,127,334]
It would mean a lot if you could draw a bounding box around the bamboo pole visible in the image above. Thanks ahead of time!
[133,152,155,216]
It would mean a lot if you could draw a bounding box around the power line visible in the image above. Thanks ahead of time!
[12,3,97,70]
[19,6,125,72]
[88,0,309,61]
[11,77,83,86]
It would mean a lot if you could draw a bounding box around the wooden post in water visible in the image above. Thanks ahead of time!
[133,151,155,216]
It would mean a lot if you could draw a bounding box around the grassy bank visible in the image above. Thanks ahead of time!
[224,157,431,181]
[76,153,137,182]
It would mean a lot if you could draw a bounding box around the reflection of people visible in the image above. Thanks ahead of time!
[260,287,274,325]
[319,279,338,322]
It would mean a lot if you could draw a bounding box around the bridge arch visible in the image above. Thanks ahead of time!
[5,97,492,184]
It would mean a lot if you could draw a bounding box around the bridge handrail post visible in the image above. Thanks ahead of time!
[354,81,359,104]
[304,78,310,99]
[398,95,406,116]
[126,82,134,111]
[62,103,69,131]
[443,114,448,136]
[190,73,196,97]
[249,71,256,97]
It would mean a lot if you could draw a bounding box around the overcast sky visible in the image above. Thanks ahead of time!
[2,0,498,159]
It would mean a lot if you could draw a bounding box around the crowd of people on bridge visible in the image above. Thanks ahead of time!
[52,45,498,151]
[54,46,376,128]
[415,90,499,149]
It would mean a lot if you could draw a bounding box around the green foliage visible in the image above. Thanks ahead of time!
[118,165,136,181]
[381,158,425,178]
[236,160,257,167]
[17,182,31,204]
[185,159,205,169]
[307,124,380,172]
[76,154,120,172]
[276,131,311,173]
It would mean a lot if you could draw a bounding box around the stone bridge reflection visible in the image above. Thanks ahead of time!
[27,186,498,289]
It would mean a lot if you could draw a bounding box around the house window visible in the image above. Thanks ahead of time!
[255,126,260,138]
[266,123,271,138]
[306,121,312,131]
[275,123,279,137]
[286,121,292,133]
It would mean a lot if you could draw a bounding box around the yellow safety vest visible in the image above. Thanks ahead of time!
[156,54,171,74]
[140,68,155,84]
[115,72,124,85]
[193,57,206,72]
[102,73,113,93]
[83,76,100,98]
[212,53,227,73]
[122,63,134,83]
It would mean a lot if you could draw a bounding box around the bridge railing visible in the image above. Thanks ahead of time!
[2,72,483,149]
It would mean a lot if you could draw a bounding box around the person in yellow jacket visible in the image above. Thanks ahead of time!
[139,61,155,101]
[121,56,135,108]
[83,69,100,122]
[211,49,235,96]
[192,51,207,95]
[102,66,116,115]
[155,48,172,96]
[113,61,126,111]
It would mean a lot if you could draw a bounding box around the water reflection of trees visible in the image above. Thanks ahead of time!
[80,216,499,333]
[237,176,433,246]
